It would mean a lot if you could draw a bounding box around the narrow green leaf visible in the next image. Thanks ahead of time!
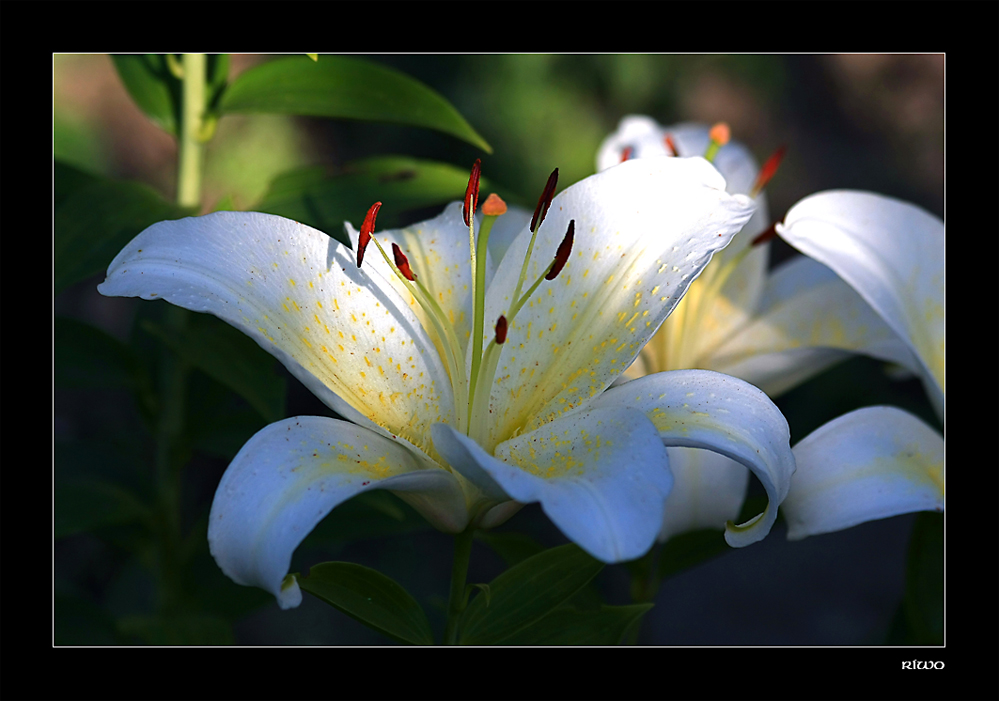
[297,562,434,645]
[55,479,149,539]
[501,604,654,646]
[140,315,286,423]
[256,156,510,245]
[112,54,181,135]
[54,171,190,295]
[220,55,492,153]
[458,544,604,645]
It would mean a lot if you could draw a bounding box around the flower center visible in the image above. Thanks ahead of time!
[354,163,574,445]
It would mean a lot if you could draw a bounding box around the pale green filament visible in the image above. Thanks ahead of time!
[467,214,499,426]
[368,234,469,432]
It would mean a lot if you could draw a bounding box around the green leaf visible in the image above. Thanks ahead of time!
[111,54,230,136]
[657,528,730,581]
[55,479,150,539]
[54,167,191,295]
[500,604,654,646]
[55,594,124,645]
[297,562,434,645]
[475,530,546,567]
[140,314,286,424]
[54,160,101,208]
[301,491,432,547]
[118,614,235,645]
[257,156,512,245]
[220,55,492,153]
[112,54,181,135]
[902,511,943,644]
[55,318,157,421]
[458,544,604,645]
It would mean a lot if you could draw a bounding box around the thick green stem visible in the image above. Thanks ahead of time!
[444,528,476,645]
[176,53,206,209]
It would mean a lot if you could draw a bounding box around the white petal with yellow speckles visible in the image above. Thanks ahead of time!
[709,256,917,396]
[98,211,454,458]
[777,191,944,417]
[782,406,943,540]
[481,157,755,450]
[209,416,467,608]
[346,202,491,362]
[433,407,672,563]
[592,370,795,547]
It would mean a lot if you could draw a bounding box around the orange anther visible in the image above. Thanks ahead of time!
[751,145,786,197]
[620,146,633,163]
[664,134,680,157]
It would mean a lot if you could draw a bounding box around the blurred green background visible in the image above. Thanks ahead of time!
[54,54,943,645]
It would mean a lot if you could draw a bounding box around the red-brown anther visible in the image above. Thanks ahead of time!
[392,243,417,281]
[620,146,633,163]
[751,145,787,196]
[664,134,679,157]
[530,167,559,233]
[751,222,779,247]
[545,219,574,280]
[462,158,482,227]
[357,201,382,268]
[495,315,508,344]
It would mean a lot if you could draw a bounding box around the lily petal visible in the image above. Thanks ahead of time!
[482,157,756,449]
[345,202,492,362]
[709,256,918,396]
[776,191,944,417]
[433,407,672,563]
[98,211,455,458]
[782,406,943,540]
[592,370,795,547]
[657,447,750,543]
[209,416,467,608]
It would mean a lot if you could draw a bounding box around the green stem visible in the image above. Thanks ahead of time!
[444,528,476,645]
[176,53,206,209]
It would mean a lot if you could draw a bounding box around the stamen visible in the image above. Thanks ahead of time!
[392,243,417,281]
[545,220,574,280]
[704,122,730,163]
[749,146,786,198]
[462,159,482,227]
[495,315,508,344]
[620,146,633,163]
[751,222,778,247]
[481,193,507,216]
[664,134,679,157]
[356,201,382,268]
[530,168,559,233]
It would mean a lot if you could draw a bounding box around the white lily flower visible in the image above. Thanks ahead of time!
[598,116,944,541]
[99,156,800,609]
